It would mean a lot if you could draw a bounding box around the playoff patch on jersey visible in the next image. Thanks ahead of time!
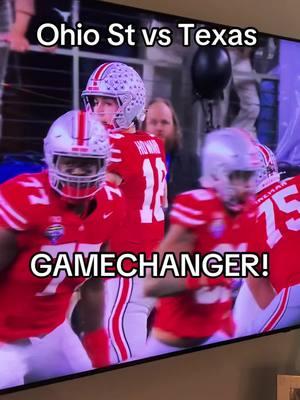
[44,224,65,244]
[209,218,225,239]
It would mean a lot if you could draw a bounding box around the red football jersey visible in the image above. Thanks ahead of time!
[0,171,124,342]
[153,188,256,339]
[255,176,300,292]
[107,130,167,245]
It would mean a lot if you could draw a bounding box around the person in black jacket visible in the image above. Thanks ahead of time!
[142,97,200,206]
[142,97,200,332]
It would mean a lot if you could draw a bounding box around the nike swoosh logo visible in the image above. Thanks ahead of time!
[103,212,113,219]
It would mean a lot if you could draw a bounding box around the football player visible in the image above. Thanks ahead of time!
[0,110,124,389]
[142,128,260,357]
[81,62,167,363]
[235,143,300,335]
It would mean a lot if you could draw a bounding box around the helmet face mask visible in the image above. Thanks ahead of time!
[220,170,256,213]
[50,155,106,200]
[82,62,146,131]
[44,111,110,200]
[86,95,122,130]
[201,128,260,213]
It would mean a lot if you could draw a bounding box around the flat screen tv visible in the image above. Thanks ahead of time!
[0,0,299,394]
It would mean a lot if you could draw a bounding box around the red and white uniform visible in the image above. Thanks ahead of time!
[108,130,166,252]
[0,171,124,389]
[142,188,256,358]
[237,176,300,334]
[256,176,300,292]
[104,130,167,363]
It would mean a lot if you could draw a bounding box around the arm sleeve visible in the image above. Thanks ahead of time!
[169,193,206,229]
[0,177,32,231]
[107,136,128,179]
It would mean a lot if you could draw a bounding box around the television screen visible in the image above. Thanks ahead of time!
[0,0,299,394]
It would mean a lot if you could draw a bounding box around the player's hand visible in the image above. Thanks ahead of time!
[82,328,110,368]
[185,275,232,290]
[1,31,30,53]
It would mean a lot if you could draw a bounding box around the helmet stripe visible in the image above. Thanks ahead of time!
[77,110,86,146]
[94,62,111,81]
[257,144,270,165]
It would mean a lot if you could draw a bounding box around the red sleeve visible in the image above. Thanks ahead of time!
[0,175,33,231]
[100,184,127,256]
[107,134,128,178]
[101,183,127,232]
[112,188,127,231]
[244,197,267,267]
[169,190,209,229]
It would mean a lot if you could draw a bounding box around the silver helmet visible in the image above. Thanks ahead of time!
[44,110,110,199]
[201,127,261,211]
[255,143,280,193]
[82,62,146,130]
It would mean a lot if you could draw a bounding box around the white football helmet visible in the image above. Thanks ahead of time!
[82,62,146,130]
[255,143,280,193]
[44,110,110,199]
[201,127,261,212]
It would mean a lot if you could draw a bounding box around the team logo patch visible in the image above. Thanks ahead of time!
[209,218,225,239]
[45,224,65,244]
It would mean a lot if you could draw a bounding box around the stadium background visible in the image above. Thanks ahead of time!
[0,0,280,183]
